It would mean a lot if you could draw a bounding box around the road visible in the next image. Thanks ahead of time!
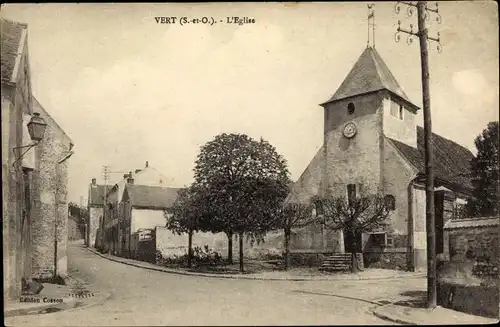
[5,242,426,326]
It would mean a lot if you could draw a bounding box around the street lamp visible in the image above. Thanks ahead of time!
[12,112,47,166]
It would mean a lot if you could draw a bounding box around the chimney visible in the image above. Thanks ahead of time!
[127,171,134,184]
[91,178,96,185]
[145,161,149,168]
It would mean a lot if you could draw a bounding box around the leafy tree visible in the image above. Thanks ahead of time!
[315,194,394,273]
[467,121,499,216]
[272,201,317,270]
[193,133,290,272]
[165,186,209,268]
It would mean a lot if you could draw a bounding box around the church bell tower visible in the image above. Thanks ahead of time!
[319,44,419,196]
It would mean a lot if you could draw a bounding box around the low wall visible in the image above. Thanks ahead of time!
[438,280,499,319]
[443,216,499,279]
[363,248,409,271]
[155,227,285,261]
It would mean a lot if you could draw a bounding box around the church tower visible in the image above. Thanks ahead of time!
[319,46,419,197]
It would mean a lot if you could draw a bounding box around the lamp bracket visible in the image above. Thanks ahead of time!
[12,142,38,167]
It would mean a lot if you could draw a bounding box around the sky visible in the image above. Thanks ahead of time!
[1,2,498,204]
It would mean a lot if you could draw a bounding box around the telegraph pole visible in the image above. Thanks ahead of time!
[394,1,442,309]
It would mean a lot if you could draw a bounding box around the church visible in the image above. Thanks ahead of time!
[287,45,475,272]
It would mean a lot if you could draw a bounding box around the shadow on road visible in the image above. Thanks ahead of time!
[394,290,427,308]
[291,290,381,306]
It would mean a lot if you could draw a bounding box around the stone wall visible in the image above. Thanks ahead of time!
[31,100,72,279]
[2,30,34,300]
[444,221,499,278]
[324,93,383,197]
[2,92,27,300]
[87,206,102,248]
[363,250,408,271]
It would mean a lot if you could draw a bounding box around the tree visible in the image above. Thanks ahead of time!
[467,121,499,217]
[315,194,394,273]
[165,186,204,268]
[193,133,290,272]
[272,201,317,270]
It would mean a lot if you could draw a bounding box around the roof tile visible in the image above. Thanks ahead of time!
[124,184,182,209]
[389,127,475,190]
[323,47,414,106]
[1,18,27,83]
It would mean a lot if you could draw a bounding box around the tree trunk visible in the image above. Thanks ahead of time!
[284,228,291,270]
[350,232,359,273]
[187,229,193,268]
[239,232,244,273]
[227,231,233,264]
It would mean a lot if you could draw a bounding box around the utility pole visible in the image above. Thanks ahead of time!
[394,1,442,309]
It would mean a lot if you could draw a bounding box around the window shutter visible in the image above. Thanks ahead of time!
[347,184,356,206]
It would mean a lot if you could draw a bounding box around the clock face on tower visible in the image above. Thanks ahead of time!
[343,122,357,139]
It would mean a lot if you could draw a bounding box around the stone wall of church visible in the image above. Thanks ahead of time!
[323,93,383,196]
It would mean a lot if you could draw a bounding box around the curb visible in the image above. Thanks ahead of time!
[4,276,113,318]
[86,247,426,282]
[372,305,417,325]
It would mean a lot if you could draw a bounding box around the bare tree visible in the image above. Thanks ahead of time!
[315,194,394,273]
[274,202,318,270]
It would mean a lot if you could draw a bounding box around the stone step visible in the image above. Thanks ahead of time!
[321,263,351,268]
[321,261,351,266]
[319,266,351,272]
[320,262,351,266]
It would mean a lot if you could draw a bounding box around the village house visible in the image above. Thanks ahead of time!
[87,178,106,248]
[287,45,475,272]
[31,97,74,280]
[2,18,74,301]
[2,17,36,301]
[101,161,174,253]
[120,183,181,259]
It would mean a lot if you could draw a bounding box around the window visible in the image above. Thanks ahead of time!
[347,184,357,206]
[347,102,355,115]
[314,200,324,216]
[390,101,404,120]
[370,232,388,247]
[384,195,396,210]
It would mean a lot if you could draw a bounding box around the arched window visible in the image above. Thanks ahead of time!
[384,195,396,210]
[347,102,355,115]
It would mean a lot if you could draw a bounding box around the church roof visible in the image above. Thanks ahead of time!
[322,47,416,108]
[389,126,475,191]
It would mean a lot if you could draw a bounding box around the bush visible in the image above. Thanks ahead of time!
[157,245,224,267]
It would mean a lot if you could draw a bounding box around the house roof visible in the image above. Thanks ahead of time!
[321,47,415,108]
[123,184,182,209]
[89,184,107,206]
[389,126,475,190]
[444,216,499,230]
[106,165,176,198]
[1,18,27,84]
